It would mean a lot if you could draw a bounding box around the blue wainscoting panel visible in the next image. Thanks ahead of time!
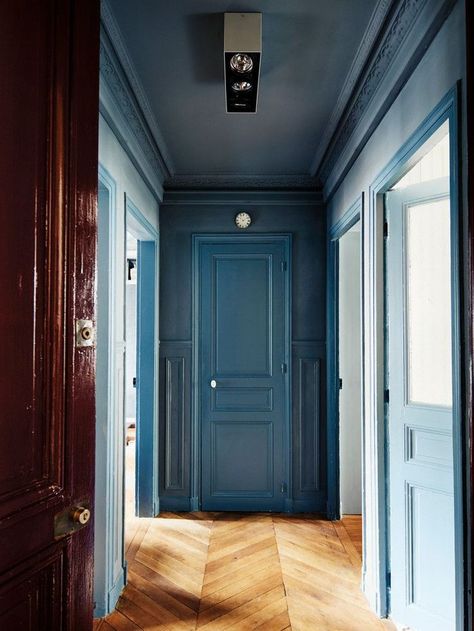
[159,341,192,510]
[291,341,327,512]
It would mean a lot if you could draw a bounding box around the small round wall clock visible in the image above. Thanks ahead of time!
[235,211,252,229]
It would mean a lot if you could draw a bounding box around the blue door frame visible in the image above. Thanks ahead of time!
[369,86,464,623]
[126,196,159,518]
[327,196,363,521]
[192,234,292,512]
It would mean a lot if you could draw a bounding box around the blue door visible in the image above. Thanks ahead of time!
[136,240,157,516]
[385,177,456,630]
[198,236,290,511]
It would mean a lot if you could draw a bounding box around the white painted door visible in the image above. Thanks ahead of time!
[385,177,455,631]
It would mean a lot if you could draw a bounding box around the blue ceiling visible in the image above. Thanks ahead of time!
[107,0,378,182]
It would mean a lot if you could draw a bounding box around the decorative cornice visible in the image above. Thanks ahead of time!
[317,0,429,184]
[162,189,323,206]
[101,0,174,174]
[164,174,320,191]
[310,0,395,175]
[100,29,171,184]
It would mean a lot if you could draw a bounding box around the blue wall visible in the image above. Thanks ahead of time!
[159,192,327,513]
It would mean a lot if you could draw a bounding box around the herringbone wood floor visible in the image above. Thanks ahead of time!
[94,511,396,630]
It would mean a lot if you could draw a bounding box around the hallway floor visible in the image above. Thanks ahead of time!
[94,510,396,630]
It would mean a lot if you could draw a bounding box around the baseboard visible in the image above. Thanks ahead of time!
[159,496,193,512]
[291,498,326,514]
[93,566,126,618]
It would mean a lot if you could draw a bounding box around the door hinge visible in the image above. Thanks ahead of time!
[280,482,287,494]
[383,221,389,238]
[339,378,343,390]
[384,388,390,403]
[281,261,287,272]
[281,362,287,374]
[386,571,391,589]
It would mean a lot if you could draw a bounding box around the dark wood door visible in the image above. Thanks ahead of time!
[0,2,99,629]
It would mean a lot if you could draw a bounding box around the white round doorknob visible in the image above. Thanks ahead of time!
[210,379,217,389]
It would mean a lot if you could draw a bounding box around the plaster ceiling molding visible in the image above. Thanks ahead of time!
[100,33,169,200]
[162,189,324,206]
[320,0,456,199]
[163,174,320,192]
[101,0,175,175]
[316,0,429,186]
[310,0,395,176]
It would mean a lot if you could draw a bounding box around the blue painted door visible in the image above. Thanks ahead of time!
[199,237,289,511]
[385,178,455,630]
[136,240,157,516]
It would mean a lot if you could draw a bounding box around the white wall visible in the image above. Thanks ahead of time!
[326,0,467,615]
[94,115,159,616]
[339,228,362,515]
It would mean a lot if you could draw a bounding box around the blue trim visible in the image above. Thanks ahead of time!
[192,234,292,512]
[368,84,464,623]
[125,195,159,519]
[126,195,159,239]
[326,195,363,520]
[94,165,127,617]
[162,189,323,206]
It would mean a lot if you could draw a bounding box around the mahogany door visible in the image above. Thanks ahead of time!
[0,2,99,630]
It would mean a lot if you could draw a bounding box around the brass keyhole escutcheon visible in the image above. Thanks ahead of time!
[81,326,92,341]
[71,506,91,525]
[75,319,94,347]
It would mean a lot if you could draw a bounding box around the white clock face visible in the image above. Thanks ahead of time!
[235,211,251,229]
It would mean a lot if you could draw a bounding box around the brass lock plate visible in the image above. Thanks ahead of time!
[75,319,95,348]
[54,502,91,539]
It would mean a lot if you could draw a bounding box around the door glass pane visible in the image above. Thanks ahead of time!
[406,197,452,406]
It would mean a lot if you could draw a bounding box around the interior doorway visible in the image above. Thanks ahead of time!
[338,221,362,522]
[125,232,138,528]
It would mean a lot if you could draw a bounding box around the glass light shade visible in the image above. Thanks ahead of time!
[232,81,252,92]
[230,53,253,74]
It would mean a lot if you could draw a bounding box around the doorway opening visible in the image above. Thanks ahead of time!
[94,182,159,617]
[125,232,138,539]
[338,220,363,559]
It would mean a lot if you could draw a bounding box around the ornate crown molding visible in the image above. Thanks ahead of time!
[316,0,430,185]
[164,174,320,192]
[101,0,174,175]
[310,0,395,176]
[162,189,323,206]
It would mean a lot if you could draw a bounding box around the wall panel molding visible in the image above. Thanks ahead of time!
[292,341,326,512]
[159,341,191,505]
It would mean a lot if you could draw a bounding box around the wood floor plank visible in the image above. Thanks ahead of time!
[334,518,363,566]
[98,511,396,630]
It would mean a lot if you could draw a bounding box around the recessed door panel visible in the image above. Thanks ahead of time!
[198,237,289,512]
[211,422,273,495]
[215,256,271,376]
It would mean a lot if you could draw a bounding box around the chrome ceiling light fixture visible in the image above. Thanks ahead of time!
[224,13,261,113]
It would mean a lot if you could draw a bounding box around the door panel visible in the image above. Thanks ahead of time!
[0,2,99,629]
[386,178,455,631]
[199,238,289,511]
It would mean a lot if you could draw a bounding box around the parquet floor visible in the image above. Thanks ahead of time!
[94,443,395,630]
[94,510,396,630]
